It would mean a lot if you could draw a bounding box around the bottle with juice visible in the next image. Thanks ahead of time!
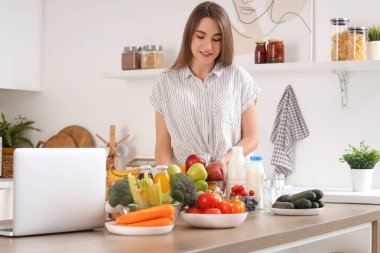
[153,165,170,193]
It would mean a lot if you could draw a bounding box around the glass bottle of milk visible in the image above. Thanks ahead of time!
[226,146,247,196]
[247,156,265,209]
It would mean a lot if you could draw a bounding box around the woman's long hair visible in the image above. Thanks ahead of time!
[171,1,234,69]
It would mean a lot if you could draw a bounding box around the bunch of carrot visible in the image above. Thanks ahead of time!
[115,204,175,227]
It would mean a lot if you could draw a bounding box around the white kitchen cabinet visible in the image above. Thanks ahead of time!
[0,179,13,220]
[0,0,43,91]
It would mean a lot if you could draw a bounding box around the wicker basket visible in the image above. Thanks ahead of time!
[2,148,15,178]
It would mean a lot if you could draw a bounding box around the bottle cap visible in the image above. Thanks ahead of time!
[140,165,152,170]
[155,165,168,170]
[250,156,263,161]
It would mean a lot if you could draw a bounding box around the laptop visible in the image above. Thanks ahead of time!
[0,148,106,236]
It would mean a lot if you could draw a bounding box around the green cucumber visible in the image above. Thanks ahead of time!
[292,199,312,209]
[272,202,295,209]
[311,201,319,208]
[290,190,316,202]
[276,194,292,202]
[317,200,324,208]
[310,189,324,201]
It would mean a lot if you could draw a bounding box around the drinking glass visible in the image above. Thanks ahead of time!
[273,173,285,200]
[263,178,274,213]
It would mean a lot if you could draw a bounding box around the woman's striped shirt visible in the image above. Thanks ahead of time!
[150,62,260,166]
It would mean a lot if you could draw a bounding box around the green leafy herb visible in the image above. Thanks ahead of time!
[0,113,41,148]
[367,25,380,42]
[340,141,380,169]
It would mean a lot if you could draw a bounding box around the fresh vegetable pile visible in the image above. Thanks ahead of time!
[272,189,325,209]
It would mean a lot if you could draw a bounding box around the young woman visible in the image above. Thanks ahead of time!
[150,1,260,178]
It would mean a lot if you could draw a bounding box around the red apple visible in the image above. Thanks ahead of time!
[185,154,206,171]
[205,163,224,181]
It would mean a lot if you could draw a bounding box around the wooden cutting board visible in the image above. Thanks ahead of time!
[39,133,77,148]
[58,125,96,148]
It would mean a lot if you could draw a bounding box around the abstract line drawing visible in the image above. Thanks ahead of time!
[215,0,313,62]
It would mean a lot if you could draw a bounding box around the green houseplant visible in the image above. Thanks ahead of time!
[340,141,380,192]
[1,113,41,177]
[367,25,380,60]
[0,113,41,148]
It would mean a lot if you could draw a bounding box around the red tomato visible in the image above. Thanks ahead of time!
[231,185,239,193]
[202,208,221,214]
[249,190,255,196]
[237,185,244,192]
[232,199,246,213]
[197,193,222,210]
[240,190,247,196]
[218,199,234,214]
[185,207,202,214]
[230,192,237,197]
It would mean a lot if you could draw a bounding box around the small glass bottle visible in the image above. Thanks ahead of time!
[121,46,141,70]
[255,41,267,64]
[267,39,284,63]
[138,165,153,180]
[330,18,350,61]
[153,165,170,193]
[141,45,165,69]
[246,156,265,209]
[347,27,367,61]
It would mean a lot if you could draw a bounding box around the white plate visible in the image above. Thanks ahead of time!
[271,207,324,216]
[105,221,174,235]
[180,211,248,228]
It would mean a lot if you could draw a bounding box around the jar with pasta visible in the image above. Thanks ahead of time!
[330,18,350,61]
[347,27,367,61]
[141,45,165,69]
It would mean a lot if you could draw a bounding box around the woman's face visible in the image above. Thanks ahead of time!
[190,17,222,68]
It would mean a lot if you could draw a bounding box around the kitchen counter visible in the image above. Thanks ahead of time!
[1,203,379,253]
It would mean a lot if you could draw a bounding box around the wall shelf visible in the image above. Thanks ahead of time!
[102,61,380,109]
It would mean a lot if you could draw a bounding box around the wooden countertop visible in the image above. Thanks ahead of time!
[1,203,380,253]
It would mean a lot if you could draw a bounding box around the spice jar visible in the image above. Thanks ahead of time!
[267,39,284,63]
[347,27,367,61]
[255,41,267,64]
[141,45,165,69]
[121,46,141,70]
[330,18,350,61]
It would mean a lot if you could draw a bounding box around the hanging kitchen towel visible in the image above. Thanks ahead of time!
[270,85,309,176]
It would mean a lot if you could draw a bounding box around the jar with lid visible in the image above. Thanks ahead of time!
[347,27,367,61]
[121,46,141,70]
[330,18,350,61]
[141,45,165,69]
[138,165,153,180]
[267,39,284,63]
[153,165,170,193]
[255,41,267,64]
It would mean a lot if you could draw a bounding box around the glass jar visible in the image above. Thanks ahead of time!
[153,165,170,193]
[347,27,367,61]
[138,165,153,180]
[267,39,284,63]
[255,41,267,64]
[121,46,141,70]
[330,18,350,61]
[141,45,165,69]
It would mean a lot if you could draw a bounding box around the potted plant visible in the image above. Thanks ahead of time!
[0,113,41,177]
[340,141,380,192]
[367,25,380,60]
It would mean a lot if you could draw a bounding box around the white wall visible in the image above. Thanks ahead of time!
[1,0,380,188]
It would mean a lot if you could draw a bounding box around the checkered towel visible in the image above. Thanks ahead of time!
[270,85,309,176]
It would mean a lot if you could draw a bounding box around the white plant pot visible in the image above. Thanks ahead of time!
[350,169,373,192]
[367,41,380,60]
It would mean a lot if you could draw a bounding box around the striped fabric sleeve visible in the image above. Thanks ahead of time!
[240,66,261,112]
[150,74,163,114]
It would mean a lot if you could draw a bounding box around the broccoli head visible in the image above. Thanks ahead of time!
[108,179,134,208]
[170,173,197,208]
